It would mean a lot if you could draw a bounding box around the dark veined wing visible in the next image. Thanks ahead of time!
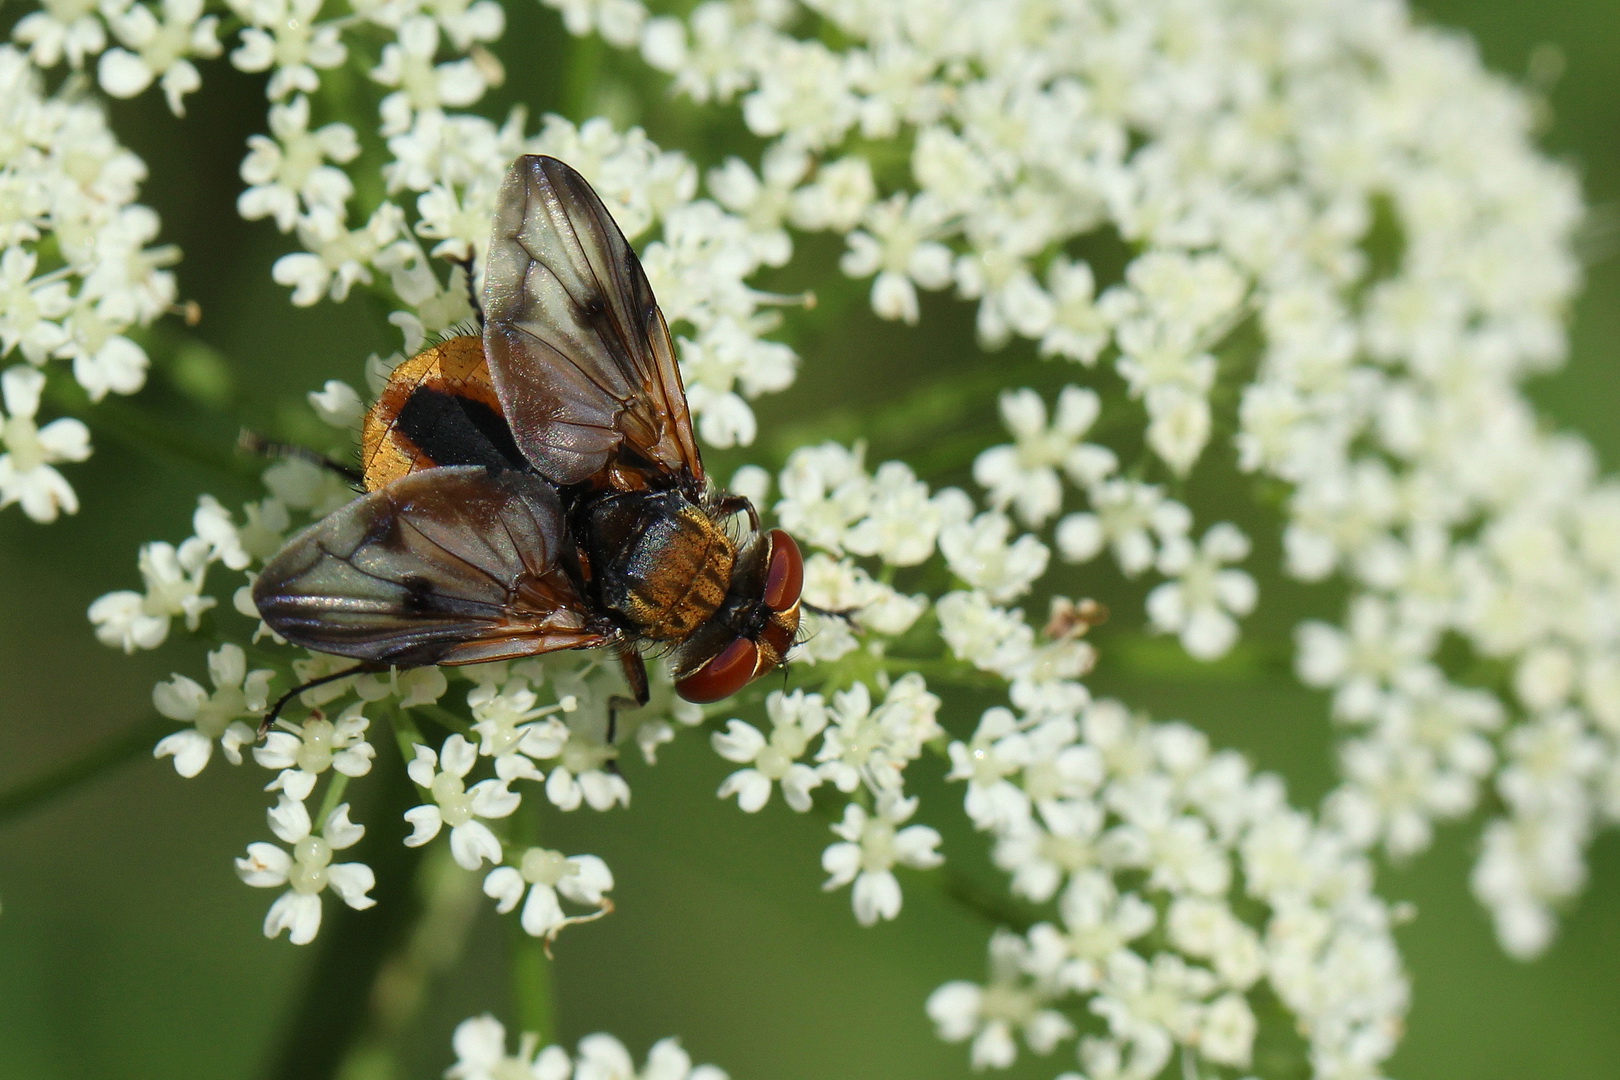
[483,154,704,491]
[253,466,609,667]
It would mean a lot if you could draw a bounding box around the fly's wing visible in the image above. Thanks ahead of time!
[253,466,608,667]
[483,154,704,491]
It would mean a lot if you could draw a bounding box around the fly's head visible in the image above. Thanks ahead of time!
[672,528,803,703]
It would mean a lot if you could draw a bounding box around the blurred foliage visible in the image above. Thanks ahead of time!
[0,2,1617,1079]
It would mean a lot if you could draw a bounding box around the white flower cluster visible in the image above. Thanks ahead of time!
[0,45,178,522]
[761,441,1405,1076]
[558,0,1620,958]
[446,1015,727,1080]
[257,646,708,943]
[713,681,945,926]
[932,700,1407,1078]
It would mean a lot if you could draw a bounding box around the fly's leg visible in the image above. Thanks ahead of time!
[239,430,363,487]
[258,663,371,738]
[455,254,484,326]
[715,494,761,531]
[803,601,858,623]
[605,646,650,750]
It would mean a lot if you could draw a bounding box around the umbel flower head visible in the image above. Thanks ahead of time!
[28,0,1616,1075]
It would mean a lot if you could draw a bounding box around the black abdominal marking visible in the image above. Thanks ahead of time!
[396,386,527,473]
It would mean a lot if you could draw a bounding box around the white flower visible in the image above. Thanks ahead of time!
[254,701,374,800]
[537,717,630,812]
[96,0,221,115]
[789,155,875,233]
[1146,524,1257,661]
[1090,952,1216,1070]
[815,675,941,795]
[235,798,375,945]
[466,677,574,778]
[1056,482,1189,578]
[229,0,347,100]
[307,379,364,428]
[446,1015,570,1080]
[152,644,272,777]
[843,461,961,566]
[573,1032,729,1080]
[13,0,108,68]
[774,442,872,553]
[935,590,1038,681]
[1035,873,1159,993]
[59,300,152,401]
[1040,258,1121,365]
[544,0,646,48]
[939,510,1050,603]
[706,145,805,265]
[713,690,826,812]
[821,794,943,926]
[370,16,488,135]
[945,707,1032,832]
[191,494,250,571]
[797,553,926,644]
[484,847,614,939]
[89,534,218,651]
[272,203,403,306]
[973,387,1117,527]
[1295,597,1438,722]
[0,248,72,364]
[238,96,360,232]
[839,194,953,324]
[926,930,1075,1069]
[947,709,1105,834]
[742,36,856,151]
[403,734,520,870]
[0,366,90,522]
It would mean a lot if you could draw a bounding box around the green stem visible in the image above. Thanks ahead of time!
[390,708,428,782]
[508,800,556,1043]
[318,772,353,826]
[510,907,557,1044]
[261,749,422,1080]
[89,395,247,478]
[937,867,1040,935]
[0,717,173,829]
[331,846,485,1080]
[562,33,605,120]
[416,702,473,739]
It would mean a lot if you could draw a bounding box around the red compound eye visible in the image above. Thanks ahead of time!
[676,637,760,703]
[762,529,803,612]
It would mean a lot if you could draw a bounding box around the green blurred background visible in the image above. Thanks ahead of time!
[1,2,1617,1077]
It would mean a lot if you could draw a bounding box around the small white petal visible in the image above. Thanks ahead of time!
[327,862,377,909]
[265,890,323,945]
[402,804,443,847]
[449,820,503,870]
[236,842,292,887]
[484,866,526,913]
[851,870,902,924]
[519,882,566,937]
[153,729,212,777]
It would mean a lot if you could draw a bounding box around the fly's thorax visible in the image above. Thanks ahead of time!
[581,489,737,641]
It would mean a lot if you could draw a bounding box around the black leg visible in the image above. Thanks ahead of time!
[802,601,858,624]
[455,254,483,327]
[715,494,761,531]
[258,664,369,738]
[239,430,363,486]
[605,647,650,746]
